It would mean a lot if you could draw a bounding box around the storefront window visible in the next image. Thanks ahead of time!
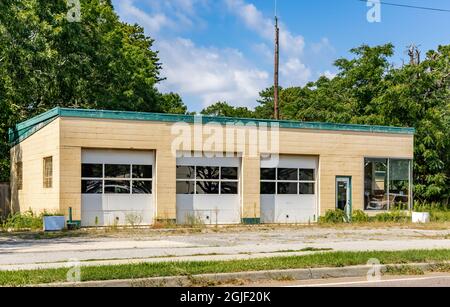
[364,158,411,211]
[389,160,411,210]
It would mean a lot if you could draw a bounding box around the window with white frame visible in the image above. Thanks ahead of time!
[260,168,316,195]
[81,164,152,194]
[176,166,239,195]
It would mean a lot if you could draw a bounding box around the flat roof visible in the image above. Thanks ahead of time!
[9,107,415,145]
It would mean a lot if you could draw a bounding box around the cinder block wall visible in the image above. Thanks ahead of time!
[10,119,61,214]
[12,116,414,222]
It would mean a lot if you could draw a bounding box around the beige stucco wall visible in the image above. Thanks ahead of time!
[10,119,60,214]
[12,116,414,222]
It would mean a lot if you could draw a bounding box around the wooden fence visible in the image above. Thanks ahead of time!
[0,183,10,219]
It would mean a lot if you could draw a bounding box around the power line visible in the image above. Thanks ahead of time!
[358,0,450,13]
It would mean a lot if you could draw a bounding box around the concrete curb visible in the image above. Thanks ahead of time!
[36,262,445,287]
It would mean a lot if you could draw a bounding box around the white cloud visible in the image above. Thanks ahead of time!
[114,0,208,34]
[311,38,335,55]
[321,70,337,79]
[114,0,271,109]
[224,0,309,86]
[113,0,330,110]
[280,58,311,86]
[114,0,174,34]
[157,38,269,108]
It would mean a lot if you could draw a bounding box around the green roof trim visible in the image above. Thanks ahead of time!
[10,107,415,145]
[8,108,60,146]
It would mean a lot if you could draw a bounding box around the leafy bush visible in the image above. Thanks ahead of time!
[414,202,450,222]
[1,211,43,231]
[352,210,370,223]
[320,209,346,224]
[374,211,410,223]
[430,211,450,222]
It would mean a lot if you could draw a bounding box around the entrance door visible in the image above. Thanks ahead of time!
[336,177,352,221]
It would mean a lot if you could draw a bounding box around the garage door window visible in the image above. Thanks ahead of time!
[176,166,239,195]
[261,168,316,195]
[82,164,152,194]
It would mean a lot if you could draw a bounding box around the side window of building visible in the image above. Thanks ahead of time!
[16,162,23,190]
[43,157,53,189]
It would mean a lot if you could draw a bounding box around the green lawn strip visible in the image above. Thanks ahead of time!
[0,249,449,286]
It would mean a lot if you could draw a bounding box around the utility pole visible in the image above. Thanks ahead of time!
[274,10,280,120]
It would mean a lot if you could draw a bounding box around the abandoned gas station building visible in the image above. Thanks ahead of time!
[9,108,414,227]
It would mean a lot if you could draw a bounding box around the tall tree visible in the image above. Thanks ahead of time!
[0,0,177,181]
[201,101,255,118]
[254,44,449,203]
[160,93,188,115]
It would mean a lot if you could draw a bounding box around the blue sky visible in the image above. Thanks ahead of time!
[112,0,450,111]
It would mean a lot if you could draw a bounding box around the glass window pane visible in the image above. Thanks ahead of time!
[196,181,219,194]
[16,162,23,190]
[176,181,195,194]
[221,167,238,180]
[278,182,298,195]
[82,180,103,194]
[221,182,238,194]
[389,159,410,210]
[278,168,298,181]
[364,159,388,211]
[105,164,130,178]
[132,165,152,179]
[82,164,103,178]
[261,168,276,180]
[132,181,152,194]
[43,157,53,188]
[260,182,276,195]
[176,166,195,179]
[104,180,130,194]
[299,169,315,181]
[299,183,315,195]
[196,166,219,180]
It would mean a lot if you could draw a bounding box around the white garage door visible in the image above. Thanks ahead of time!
[176,154,241,225]
[260,155,318,224]
[81,149,154,227]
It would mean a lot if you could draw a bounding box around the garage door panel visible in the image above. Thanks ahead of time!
[261,155,317,169]
[81,210,107,227]
[82,195,104,211]
[261,195,275,223]
[81,149,154,227]
[104,195,152,211]
[104,210,153,226]
[274,195,316,224]
[176,154,241,225]
[82,149,154,165]
[261,155,318,224]
[176,195,240,225]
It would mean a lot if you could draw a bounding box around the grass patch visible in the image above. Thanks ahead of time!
[0,249,449,286]
[385,265,425,276]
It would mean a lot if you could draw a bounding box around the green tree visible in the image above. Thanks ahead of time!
[254,44,449,203]
[201,101,255,118]
[160,93,188,114]
[0,0,174,181]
